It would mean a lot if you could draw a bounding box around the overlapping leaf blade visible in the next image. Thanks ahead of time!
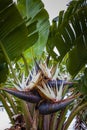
[0,0,39,82]
[17,0,50,59]
[0,1,39,60]
[47,0,87,77]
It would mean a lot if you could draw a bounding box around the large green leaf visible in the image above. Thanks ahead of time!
[17,0,50,59]
[77,68,87,95]
[46,20,59,61]
[0,0,38,82]
[0,1,38,60]
[47,0,87,77]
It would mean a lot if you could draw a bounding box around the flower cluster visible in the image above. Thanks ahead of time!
[3,61,75,115]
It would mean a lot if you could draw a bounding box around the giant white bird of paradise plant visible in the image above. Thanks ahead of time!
[2,61,79,115]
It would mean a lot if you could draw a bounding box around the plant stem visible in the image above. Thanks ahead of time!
[63,102,87,130]
[4,92,18,114]
[38,115,43,130]
[57,108,67,130]
[21,53,29,76]
[43,115,50,130]
[20,101,33,130]
[31,109,39,130]
[0,93,14,124]
[0,41,19,83]
[50,113,58,130]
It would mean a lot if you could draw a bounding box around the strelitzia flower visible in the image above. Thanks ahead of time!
[12,62,52,91]
[37,81,63,102]
[39,62,52,79]
[11,71,41,92]
[25,71,42,90]
[2,61,77,115]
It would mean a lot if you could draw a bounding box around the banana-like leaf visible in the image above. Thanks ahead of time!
[0,62,8,83]
[47,0,87,77]
[77,68,87,95]
[0,0,39,82]
[17,0,50,60]
[0,1,38,60]
[0,53,8,83]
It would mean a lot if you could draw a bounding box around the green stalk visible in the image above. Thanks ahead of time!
[43,115,50,130]
[31,110,39,130]
[0,41,19,83]
[63,101,87,130]
[20,101,33,130]
[21,53,29,75]
[0,93,14,124]
[4,92,18,114]
[38,115,43,130]
[50,113,58,130]
[57,108,67,130]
